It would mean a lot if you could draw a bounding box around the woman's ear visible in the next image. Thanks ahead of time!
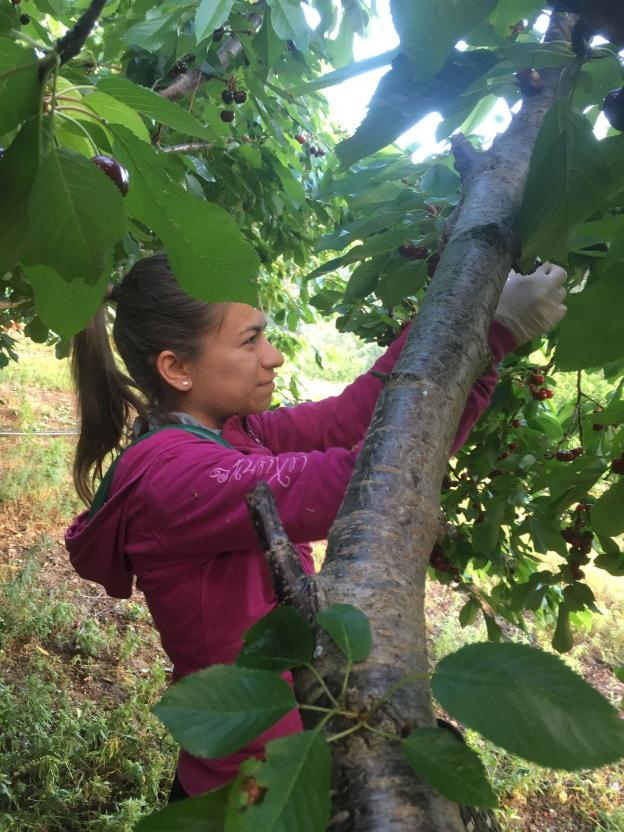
[155,350,193,392]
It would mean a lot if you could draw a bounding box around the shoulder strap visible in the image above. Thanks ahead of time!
[88,424,233,519]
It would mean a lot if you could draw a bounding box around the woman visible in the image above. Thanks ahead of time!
[65,254,566,799]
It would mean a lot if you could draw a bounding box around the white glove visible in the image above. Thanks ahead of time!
[494,262,568,345]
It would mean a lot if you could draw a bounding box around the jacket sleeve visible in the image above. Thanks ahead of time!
[140,440,357,555]
[250,321,516,455]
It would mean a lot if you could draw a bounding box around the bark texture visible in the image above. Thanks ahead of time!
[307,14,576,832]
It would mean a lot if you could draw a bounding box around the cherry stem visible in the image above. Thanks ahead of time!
[340,657,352,701]
[575,370,584,446]
[363,724,400,743]
[326,723,362,744]
[55,103,105,124]
[304,663,340,709]
[299,704,358,719]
[55,110,99,154]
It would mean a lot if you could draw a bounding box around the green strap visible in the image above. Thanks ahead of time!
[88,424,233,519]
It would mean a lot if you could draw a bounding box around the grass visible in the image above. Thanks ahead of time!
[0,541,177,832]
[1,334,72,393]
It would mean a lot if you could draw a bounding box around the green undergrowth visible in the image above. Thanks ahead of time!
[0,541,176,831]
[0,435,81,519]
[428,576,624,830]
[1,335,72,392]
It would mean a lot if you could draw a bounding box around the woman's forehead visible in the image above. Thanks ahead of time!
[221,303,267,334]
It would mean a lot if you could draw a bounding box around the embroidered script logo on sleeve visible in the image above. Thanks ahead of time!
[208,454,308,487]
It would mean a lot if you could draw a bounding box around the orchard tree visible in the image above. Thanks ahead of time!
[2,1,624,830]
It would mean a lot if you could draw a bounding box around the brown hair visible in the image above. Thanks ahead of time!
[71,254,224,504]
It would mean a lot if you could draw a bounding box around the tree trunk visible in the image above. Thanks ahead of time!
[308,14,576,832]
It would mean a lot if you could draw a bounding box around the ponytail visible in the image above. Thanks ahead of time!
[72,307,147,505]
[71,254,225,505]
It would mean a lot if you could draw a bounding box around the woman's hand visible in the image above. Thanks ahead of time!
[494,262,568,346]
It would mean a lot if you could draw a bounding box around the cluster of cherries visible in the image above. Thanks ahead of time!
[528,370,554,401]
[294,134,325,157]
[553,446,583,463]
[560,503,593,580]
[169,54,196,79]
[497,440,520,461]
[428,544,459,579]
[220,79,247,123]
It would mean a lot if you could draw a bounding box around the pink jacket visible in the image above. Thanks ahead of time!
[65,321,515,795]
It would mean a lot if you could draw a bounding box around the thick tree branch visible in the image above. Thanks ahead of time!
[246,482,319,624]
[55,0,108,66]
[159,8,264,101]
[450,134,484,182]
[305,12,575,832]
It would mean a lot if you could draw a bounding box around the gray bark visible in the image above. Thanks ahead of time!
[307,13,576,832]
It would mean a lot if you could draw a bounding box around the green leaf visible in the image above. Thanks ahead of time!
[153,665,297,758]
[459,598,481,628]
[135,785,229,831]
[344,259,381,301]
[98,77,211,139]
[123,10,181,50]
[614,667,624,684]
[288,49,398,96]
[112,126,259,304]
[27,148,126,283]
[432,642,624,769]
[83,90,150,142]
[590,401,624,426]
[24,263,109,339]
[552,602,574,654]
[377,260,427,307]
[253,11,284,71]
[487,0,542,36]
[0,117,39,274]
[236,607,314,672]
[266,0,310,46]
[231,732,331,832]
[0,39,41,137]
[24,316,49,343]
[316,604,371,662]
[594,552,624,577]
[556,275,624,371]
[403,727,497,809]
[519,106,611,266]
[390,0,497,80]
[483,613,502,643]
[420,164,460,197]
[195,0,235,43]
[592,480,624,538]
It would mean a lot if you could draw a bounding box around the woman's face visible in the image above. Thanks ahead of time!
[159,303,285,429]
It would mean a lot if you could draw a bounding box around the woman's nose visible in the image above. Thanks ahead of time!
[266,342,284,368]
